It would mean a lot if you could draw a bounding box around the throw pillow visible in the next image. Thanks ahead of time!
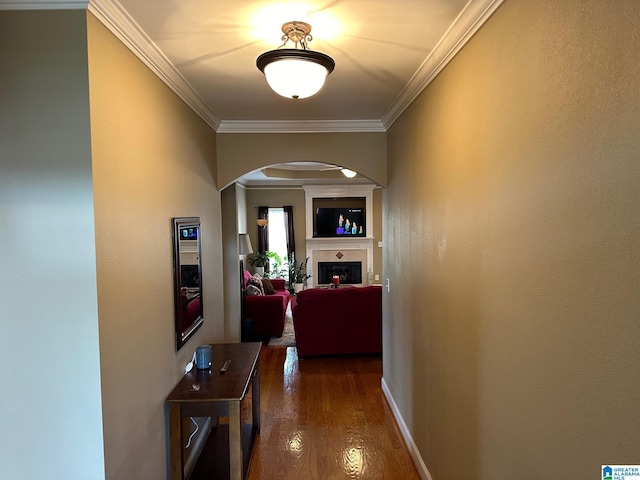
[261,277,276,295]
[248,274,265,295]
[246,284,262,296]
[243,270,252,288]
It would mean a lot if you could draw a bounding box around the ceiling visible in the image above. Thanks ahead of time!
[118,0,473,125]
[4,0,502,184]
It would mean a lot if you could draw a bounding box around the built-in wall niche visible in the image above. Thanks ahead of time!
[303,185,375,287]
[313,197,366,238]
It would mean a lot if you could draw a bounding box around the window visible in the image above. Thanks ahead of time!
[267,208,288,279]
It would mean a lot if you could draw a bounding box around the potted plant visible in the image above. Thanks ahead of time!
[265,251,286,278]
[288,253,310,293]
[248,251,269,276]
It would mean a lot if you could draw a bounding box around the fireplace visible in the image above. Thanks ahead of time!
[317,261,362,285]
[304,185,376,288]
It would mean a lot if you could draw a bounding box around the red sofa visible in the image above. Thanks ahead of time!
[243,270,290,337]
[291,285,382,357]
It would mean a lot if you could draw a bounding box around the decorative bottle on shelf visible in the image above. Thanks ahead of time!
[344,219,350,234]
[352,222,357,235]
[337,214,344,234]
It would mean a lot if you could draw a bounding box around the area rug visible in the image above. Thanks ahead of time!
[268,303,296,347]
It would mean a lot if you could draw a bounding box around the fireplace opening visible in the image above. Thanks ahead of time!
[317,261,362,285]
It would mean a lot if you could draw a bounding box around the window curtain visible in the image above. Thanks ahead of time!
[258,206,269,253]
[283,205,296,262]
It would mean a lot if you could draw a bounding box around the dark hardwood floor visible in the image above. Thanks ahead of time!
[245,346,420,480]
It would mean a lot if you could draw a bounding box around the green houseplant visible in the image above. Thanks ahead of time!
[265,251,287,278]
[288,253,310,293]
[248,251,269,275]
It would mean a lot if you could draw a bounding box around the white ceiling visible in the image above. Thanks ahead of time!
[119,0,472,124]
[3,0,503,183]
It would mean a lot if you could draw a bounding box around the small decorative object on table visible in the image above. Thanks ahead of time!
[332,275,340,288]
[195,345,211,369]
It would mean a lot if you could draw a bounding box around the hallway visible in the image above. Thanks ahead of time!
[247,346,420,479]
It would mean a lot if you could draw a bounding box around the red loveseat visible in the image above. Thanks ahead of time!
[243,270,290,337]
[291,285,382,357]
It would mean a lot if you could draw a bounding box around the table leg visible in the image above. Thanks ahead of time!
[252,364,260,431]
[168,403,184,480]
[229,400,242,480]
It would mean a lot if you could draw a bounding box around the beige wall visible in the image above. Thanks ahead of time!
[384,1,640,479]
[244,188,306,266]
[236,184,248,234]
[0,10,105,479]
[217,132,387,189]
[87,13,223,480]
[373,187,383,283]
[221,184,243,342]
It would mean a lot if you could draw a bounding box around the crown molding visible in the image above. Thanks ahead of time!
[241,184,306,190]
[0,0,88,8]
[382,0,505,129]
[217,119,385,134]
[3,0,502,135]
[87,0,221,131]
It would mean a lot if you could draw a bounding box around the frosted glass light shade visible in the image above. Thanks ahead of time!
[257,48,335,100]
[264,59,329,99]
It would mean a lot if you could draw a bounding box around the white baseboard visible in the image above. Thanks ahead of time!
[381,377,433,480]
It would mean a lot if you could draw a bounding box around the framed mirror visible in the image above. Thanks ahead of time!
[172,217,204,350]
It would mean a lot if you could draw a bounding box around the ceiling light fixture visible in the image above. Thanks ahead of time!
[256,21,335,100]
[341,168,357,178]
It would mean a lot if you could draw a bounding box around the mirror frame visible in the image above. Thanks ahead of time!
[172,217,204,350]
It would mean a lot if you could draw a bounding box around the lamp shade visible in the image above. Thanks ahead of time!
[257,49,334,99]
[238,233,253,255]
[341,168,357,178]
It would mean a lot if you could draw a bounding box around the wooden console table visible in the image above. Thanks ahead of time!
[166,342,261,480]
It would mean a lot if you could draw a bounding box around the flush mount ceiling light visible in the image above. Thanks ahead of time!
[256,21,335,100]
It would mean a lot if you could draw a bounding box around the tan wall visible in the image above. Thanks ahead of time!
[87,13,223,480]
[222,184,242,342]
[0,10,105,479]
[245,188,307,266]
[384,1,640,479]
[217,132,387,189]
[373,188,383,283]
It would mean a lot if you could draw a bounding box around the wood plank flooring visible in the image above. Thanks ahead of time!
[245,346,420,480]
